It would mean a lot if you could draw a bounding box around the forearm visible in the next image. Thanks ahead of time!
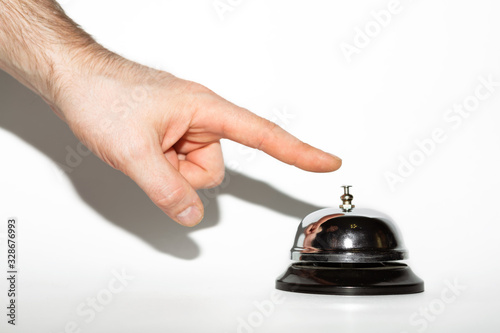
[0,0,105,106]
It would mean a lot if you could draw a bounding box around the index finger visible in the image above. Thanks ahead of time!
[202,100,342,172]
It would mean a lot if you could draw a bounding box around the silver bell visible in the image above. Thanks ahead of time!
[276,186,424,295]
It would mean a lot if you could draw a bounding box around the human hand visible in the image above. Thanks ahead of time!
[49,52,341,226]
[0,0,341,226]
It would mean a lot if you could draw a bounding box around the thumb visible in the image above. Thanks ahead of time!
[124,148,204,227]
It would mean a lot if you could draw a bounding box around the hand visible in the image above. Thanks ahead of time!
[50,53,341,226]
[0,0,341,226]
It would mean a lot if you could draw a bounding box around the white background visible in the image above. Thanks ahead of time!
[1,0,499,332]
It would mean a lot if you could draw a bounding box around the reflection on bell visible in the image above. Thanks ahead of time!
[275,186,424,295]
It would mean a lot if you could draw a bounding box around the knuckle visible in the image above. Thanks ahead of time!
[171,79,212,98]
[256,120,280,151]
[184,80,212,94]
[154,185,189,211]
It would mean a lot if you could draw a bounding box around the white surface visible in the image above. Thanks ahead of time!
[1,0,499,332]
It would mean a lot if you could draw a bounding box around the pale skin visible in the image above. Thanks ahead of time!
[0,0,341,226]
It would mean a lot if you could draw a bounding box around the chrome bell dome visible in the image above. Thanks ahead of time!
[276,186,424,295]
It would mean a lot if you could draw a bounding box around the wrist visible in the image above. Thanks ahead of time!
[47,43,116,107]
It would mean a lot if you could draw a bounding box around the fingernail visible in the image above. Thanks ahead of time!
[177,205,203,227]
[327,152,342,162]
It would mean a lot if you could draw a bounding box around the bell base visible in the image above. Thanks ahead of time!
[276,262,424,296]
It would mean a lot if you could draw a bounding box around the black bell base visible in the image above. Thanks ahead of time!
[276,262,424,296]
